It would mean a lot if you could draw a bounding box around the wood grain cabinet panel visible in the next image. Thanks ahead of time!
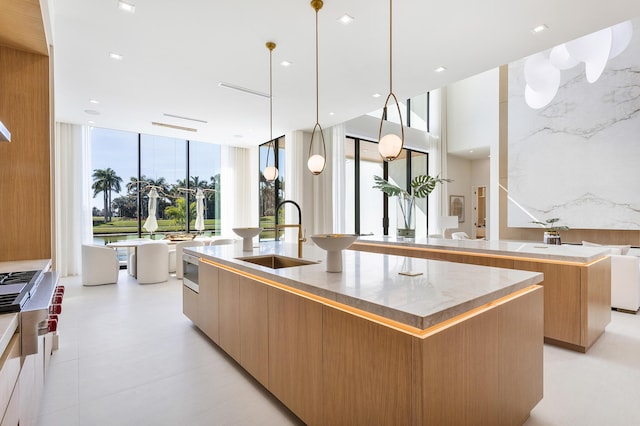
[238,276,269,387]
[414,286,543,426]
[514,261,581,346]
[198,262,219,343]
[323,307,413,425]
[267,287,323,426]
[182,286,198,325]
[218,269,240,361]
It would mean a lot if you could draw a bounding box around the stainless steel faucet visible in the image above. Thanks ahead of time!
[275,200,306,258]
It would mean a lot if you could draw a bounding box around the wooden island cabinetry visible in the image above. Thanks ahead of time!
[352,238,611,353]
[183,247,545,426]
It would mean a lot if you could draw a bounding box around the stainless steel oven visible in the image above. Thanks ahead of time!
[183,253,199,293]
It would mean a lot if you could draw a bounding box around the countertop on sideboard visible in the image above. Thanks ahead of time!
[186,241,543,330]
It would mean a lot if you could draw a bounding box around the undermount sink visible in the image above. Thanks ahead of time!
[236,254,318,269]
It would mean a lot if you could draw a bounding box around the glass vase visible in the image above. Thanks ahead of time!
[396,194,416,239]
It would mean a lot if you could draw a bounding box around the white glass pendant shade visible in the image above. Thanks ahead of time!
[566,28,612,83]
[549,44,579,70]
[264,166,278,181]
[307,154,326,175]
[525,82,559,109]
[610,20,633,59]
[378,133,403,161]
[524,52,561,92]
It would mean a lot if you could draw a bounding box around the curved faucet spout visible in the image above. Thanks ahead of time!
[274,200,306,258]
[275,200,302,226]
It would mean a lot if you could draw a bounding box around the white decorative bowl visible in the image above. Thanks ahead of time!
[233,227,262,251]
[310,234,358,272]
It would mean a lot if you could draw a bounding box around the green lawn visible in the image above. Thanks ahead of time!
[93,217,220,234]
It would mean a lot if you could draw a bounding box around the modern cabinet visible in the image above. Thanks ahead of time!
[198,262,219,343]
[217,268,240,361]
[238,276,269,387]
[186,258,543,425]
[268,286,323,425]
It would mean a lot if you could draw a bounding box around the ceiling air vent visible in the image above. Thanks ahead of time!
[151,122,197,132]
[0,120,11,142]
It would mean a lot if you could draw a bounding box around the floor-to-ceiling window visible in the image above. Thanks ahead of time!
[259,136,285,240]
[91,127,222,244]
[345,136,428,236]
[188,141,221,235]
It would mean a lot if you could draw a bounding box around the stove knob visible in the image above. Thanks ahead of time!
[48,315,58,332]
[49,304,62,315]
[52,294,63,304]
[55,285,65,294]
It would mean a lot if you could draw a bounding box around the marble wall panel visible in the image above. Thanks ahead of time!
[508,19,640,230]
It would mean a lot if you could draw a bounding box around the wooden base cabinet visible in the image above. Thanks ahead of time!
[268,287,323,426]
[189,260,544,426]
[351,242,610,352]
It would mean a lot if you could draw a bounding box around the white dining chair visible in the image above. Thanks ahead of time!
[136,243,169,284]
[82,244,119,286]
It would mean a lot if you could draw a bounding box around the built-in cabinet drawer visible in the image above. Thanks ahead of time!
[0,333,20,424]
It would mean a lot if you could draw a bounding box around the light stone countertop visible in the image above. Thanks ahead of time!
[0,259,51,355]
[187,241,543,330]
[355,236,612,264]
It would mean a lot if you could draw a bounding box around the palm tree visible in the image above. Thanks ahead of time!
[92,168,123,222]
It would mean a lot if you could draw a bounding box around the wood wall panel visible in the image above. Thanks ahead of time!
[268,287,323,426]
[238,276,269,387]
[217,269,240,361]
[0,0,48,55]
[323,307,412,425]
[0,45,50,261]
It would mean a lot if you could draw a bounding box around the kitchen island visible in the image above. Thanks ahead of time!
[184,242,544,425]
[351,236,612,352]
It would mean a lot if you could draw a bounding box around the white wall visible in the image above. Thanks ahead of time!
[446,68,499,238]
[447,68,499,156]
[446,155,472,235]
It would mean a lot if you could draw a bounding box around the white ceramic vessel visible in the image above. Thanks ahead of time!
[232,227,263,251]
[310,234,358,272]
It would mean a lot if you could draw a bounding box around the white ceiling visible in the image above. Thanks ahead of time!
[51,0,640,149]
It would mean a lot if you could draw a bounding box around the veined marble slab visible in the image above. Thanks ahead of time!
[355,236,611,263]
[187,241,542,330]
[507,18,640,230]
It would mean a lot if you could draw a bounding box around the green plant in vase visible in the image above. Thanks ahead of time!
[373,174,452,238]
[530,217,570,245]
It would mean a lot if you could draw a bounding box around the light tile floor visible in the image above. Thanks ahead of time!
[37,271,640,425]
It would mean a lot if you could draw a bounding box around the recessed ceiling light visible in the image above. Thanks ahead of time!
[329,112,335,115]
[89,99,100,104]
[338,14,354,24]
[372,93,382,98]
[532,24,548,33]
[84,109,100,115]
[434,66,447,73]
[280,60,293,67]
[233,134,243,138]
[88,120,95,124]
[109,52,123,60]
[118,1,135,13]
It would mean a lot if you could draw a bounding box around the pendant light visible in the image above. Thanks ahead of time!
[264,41,279,182]
[307,0,327,175]
[378,0,404,162]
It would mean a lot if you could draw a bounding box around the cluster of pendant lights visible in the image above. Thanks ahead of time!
[263,0,403,182]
